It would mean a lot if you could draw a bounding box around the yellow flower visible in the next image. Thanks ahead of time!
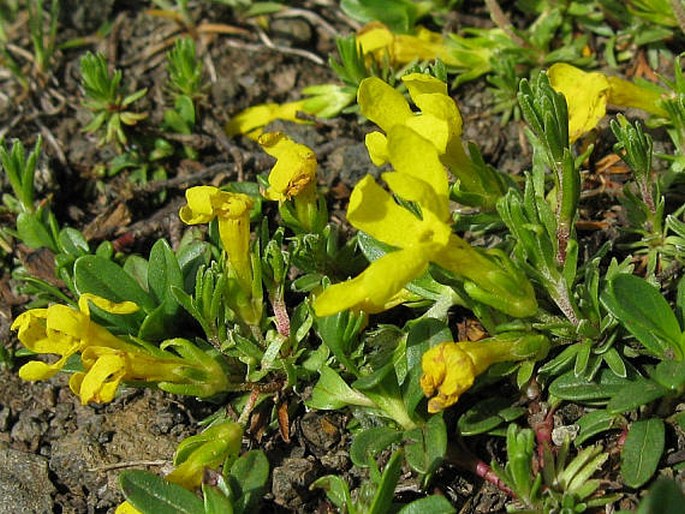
[167,420,242,489]
[420,333,550,413]
[548,63,667,142]
[225,100,309,140]
[356,22,461,68]
[68,338,231,405]
[11,294,138,381]
[115,502,142,514]
[259,132,317,202]
[420,342,480,413]
[358,73,482,193]
[313,126,537,318]
[179,186,254,290]
[313,125,451,316]
[258,131,326,233]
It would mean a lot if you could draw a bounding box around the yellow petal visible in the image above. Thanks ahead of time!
[607,76,667,117]
[179,186,221,225]
[402,73,448,98]
[384,125,450,220]
[78,293,139,316]
[259,132,317,201]
[19,359,67,381]
[11,309,48,348]
[358,77,412,131]
[225,100,309,140]
[364,131,389,166]
[356,23,394,55]
[548,63,609,142]
[313,246,431,317]
[346,175,425,248]
[420,342,476,413]
[394,28,460,66]
[76,351,127,404]
[115,502,143,514]
[46,304,87,341]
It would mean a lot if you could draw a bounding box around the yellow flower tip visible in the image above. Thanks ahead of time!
[357,76,412,131]
[356,22,394,56]
[420,342,477,413]
[364,131,389,166]
[356,22,458,67]
[115,502,143,514]
[259,132,318,201]
[179,186,254,225]
[11,308,47,344]
[607,76,668,117]
[78,293,139,317]
[401,72,448,97]
[18,360,61,381]
[548,63,609,143]
[225,100,310,139]
[70,349,128,405]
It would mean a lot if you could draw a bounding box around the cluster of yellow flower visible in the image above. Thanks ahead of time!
[11,71,548,419]
[11,294,230,404]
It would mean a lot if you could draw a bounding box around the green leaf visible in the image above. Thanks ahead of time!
[607,378,668,414]
[124,255,150,292]
[310,475,352,511]
[405,414,447,476]
[230,450,269,514]
[340,0,419,33]
[651,360,685,390]
[58,227,89,257]
[601,274,682,359]
[119,470,204,514]
[202,484,234,514]
[74,255,155,312]
[369,450,403,514]
[308,366,375,410]
[676,275,685,328]
[635,478,685,514]
[148,239,184,307]
[397,495,455,514]
[458,397,526,436]
[575,410,620,446]
[350,427,402,468]
[549,368,631,402]
[621,418,665,489]
[16,211,57,251]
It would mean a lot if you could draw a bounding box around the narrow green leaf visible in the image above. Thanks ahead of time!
[369,450,403,514]
[148,239,184,308]
[119,470,204,514]
[621,418,665,489]
[58,227,89,257]
[575,410,620,446]
[549,368,631,402]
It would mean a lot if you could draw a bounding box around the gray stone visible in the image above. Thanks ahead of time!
[0,446,54,514]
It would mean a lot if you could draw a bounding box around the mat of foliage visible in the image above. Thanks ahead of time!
[2,1,685,513]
